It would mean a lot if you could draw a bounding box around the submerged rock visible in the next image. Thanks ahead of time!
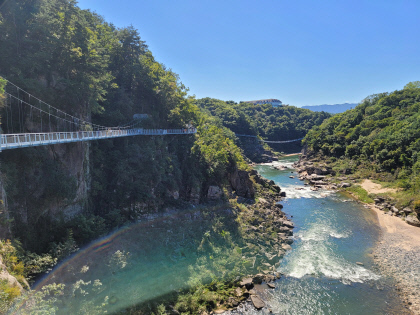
[267,283,276,289]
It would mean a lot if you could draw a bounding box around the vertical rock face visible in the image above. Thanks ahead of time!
[229,169,255,198]
[28,141,91,220]
[0,177,11,239]
[0,140,90,246]
[236,137,276,163]
[49,142,90,219]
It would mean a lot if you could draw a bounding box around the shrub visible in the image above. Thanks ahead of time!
[414,200,420,214]
[346,186,374,203]
[0,240,25,277]
[0,280,21,312]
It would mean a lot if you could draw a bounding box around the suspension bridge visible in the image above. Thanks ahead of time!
[235,134,304,144]
[0,78,196,152]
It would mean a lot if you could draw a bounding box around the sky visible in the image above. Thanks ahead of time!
[76,0,420,106]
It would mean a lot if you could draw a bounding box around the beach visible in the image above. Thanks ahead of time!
[368,198,420,314]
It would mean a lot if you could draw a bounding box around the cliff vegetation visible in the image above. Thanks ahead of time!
[0,0,292,313]
[196,97,331,157]
[304,82,420,211]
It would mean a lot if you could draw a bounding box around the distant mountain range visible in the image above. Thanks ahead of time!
[301,103,357,114]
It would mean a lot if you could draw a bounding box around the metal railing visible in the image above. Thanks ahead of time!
[0,128,197,151]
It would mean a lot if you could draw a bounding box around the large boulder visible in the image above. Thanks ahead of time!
[340,182,352,188]
[250,295,265,309]
[402,207,413,215]
[272,185,281,193]
[282,220,294,229]
[390,206,399,214]
[278,226,293,236]
[252,273,265,284]
[0,255,26,292]
[229,169,255,198]
[240,277,254,290]
[207,186,223,200]
[340,168,352,175]
[415,203,420,215]
[309,174,326,180]
[406,215,420,227]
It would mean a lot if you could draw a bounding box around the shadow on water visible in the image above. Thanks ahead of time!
[13,205,252,314]
[12,155,410,314]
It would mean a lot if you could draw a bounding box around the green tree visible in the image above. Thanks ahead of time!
[404,81,420,89]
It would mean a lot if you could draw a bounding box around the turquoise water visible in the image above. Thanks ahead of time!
[14,156,407,314]
[231,156,406,314]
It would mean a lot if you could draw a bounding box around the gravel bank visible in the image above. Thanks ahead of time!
[371,207,420,314]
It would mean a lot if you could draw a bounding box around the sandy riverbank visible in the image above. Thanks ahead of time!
[365,192,420,314]
[293,158,420,313]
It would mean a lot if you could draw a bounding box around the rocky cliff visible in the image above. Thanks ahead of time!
[0,141,90,251]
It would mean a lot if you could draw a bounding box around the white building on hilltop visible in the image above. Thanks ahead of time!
[244,99,282,107]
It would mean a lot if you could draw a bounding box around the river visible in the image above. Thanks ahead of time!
[230,155,407,314]
[15,156,409,314]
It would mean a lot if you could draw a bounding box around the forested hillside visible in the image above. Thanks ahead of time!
[304,82,420,203]
[0,1,329,312]
[196,98,330,155]
[0,0,247,267]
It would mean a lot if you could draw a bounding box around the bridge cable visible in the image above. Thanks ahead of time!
[2,78,153,135]
[4,79,110,131]
[235,133,303,143]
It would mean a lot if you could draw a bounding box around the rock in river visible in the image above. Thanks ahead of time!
[240,277,254,289]
[267,283,276,289]
[283,220,294,228]
[251,295,265,309]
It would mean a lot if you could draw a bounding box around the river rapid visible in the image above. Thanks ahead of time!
[15,156,410,314]
[230,155,408,314]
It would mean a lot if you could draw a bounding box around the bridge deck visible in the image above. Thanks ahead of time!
[235,133,303,143]
[0,128,197,151]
